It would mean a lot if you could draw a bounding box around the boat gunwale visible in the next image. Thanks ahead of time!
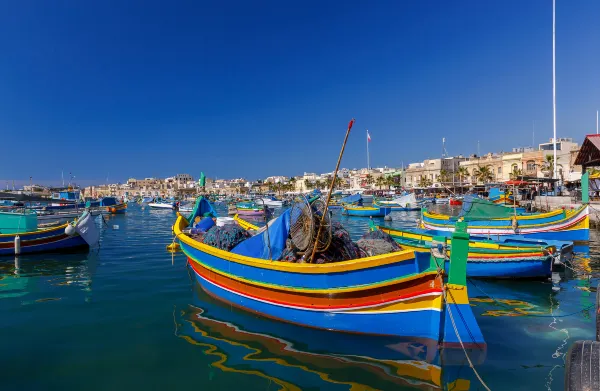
[174,214,423,274]
[0,221,70,238]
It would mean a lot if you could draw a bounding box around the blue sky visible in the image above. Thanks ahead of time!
[1,1,599,186]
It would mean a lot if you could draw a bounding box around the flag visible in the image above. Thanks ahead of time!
[367,130,371,142]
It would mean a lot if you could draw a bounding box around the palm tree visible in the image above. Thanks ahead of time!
[437,169,450,184]
[375,176,386,189]
[417,176,432,188]
[457,166,469,183]
[314,180,323,190]
[365,174,374,187]
[473,165,494,184]
[509,166,524,180]
[305,181,314,190]
[385,176,396,190]
[541,155,559,178]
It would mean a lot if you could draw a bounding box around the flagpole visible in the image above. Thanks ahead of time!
[366,129,370,170]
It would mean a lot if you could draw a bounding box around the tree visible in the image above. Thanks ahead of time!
[457,166,469,184]
[365,174,374,187]
[473,165,494,184]
[314,180,323,190]
[437,169,450,184]
[305,181,314,190]
[417,176,432,188]
[385,176,396,190]
[541,155,560,178]
[375,176,386,189]
[509,166,524,180]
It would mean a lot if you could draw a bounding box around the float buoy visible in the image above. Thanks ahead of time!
[166,242,180,252]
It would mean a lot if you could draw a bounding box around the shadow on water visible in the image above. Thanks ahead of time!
[175,283,486,391]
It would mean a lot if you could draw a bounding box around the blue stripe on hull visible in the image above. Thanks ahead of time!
[448,259,552,279]
[0,235,88,256]
[194,270,443,341]
[516,229,589,241]
[181,242,422,290]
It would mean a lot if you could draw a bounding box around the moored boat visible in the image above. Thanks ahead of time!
[375,224,557,279]
[343,205,391,217]
[373,193,421,211]
[0,210,99,256]
[101,197,127,214]
[174,197,486,347]
[234,201,271,216]
[422,195,589,241]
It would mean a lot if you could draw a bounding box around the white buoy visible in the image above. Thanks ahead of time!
[113,225,119,230]
[65,224,76,236]
[14,235,21,255]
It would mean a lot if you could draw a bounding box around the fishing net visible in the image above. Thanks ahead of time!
[356,229,401,257]
[202,225,251,251]
[310,222,365,264]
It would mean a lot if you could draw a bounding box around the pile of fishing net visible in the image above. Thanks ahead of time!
[356,230,401,257]
[279,223,400,263]
[202,224,251,251]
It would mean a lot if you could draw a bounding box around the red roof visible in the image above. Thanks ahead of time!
[505,180,529,185]
[574,134,600,166]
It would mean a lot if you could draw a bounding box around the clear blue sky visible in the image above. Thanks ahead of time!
[1,0,599,186]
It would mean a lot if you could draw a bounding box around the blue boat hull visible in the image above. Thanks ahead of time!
[194,269,450,342]
[448,258,552,279]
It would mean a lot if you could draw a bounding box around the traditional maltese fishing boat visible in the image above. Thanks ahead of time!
[422,195,589,241]
[174,196,486,348]
[0,210,100,256]
[234,201,270,216]
[343,205,391,217]
[374,224,564,279]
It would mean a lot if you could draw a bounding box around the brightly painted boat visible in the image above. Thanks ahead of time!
[375,224,555,279]
[234,201,270,216]
[422,205,589,241]
[100,197,127,214]
[489,187,518,205]
[449,197,463,206]
[0,210,99,256]
[343,205,391,217]
[423,194,589,241]
[174,197,486,348]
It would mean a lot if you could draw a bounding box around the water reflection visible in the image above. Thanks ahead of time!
[0,250,99,302]
[176,286,485,390]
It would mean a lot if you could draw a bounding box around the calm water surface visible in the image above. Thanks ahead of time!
[1,203,598,390]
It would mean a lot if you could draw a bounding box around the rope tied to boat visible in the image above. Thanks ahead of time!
[444,287,492,391]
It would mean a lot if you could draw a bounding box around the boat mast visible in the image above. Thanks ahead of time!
[366,129,371,170]
[552,0,558,183]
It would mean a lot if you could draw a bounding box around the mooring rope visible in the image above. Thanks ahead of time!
[444,288,492,391]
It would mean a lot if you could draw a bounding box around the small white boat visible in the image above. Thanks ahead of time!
[178,203,194,214]
[258,197,286,208]
[148,202,175,210]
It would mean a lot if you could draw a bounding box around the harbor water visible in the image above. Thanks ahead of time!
[1,203,598,390]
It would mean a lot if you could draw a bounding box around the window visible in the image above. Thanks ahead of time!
[526,161,536,171]
[498,167,502,174]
